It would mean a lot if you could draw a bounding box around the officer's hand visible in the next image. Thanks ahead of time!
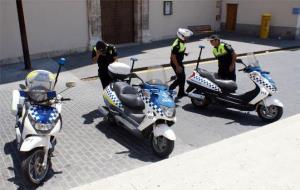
[96,50,101,57]
[229,64,235,72]
[176,66,183,74]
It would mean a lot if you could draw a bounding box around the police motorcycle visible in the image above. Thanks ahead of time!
[186,46,283,122]
[99,58,176,158]
[11,58,75,186]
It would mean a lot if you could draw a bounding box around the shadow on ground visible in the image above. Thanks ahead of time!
[182,103,266,127]
[95,120,161,163]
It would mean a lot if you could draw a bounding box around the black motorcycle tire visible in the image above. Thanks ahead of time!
[191,91,210,108]
[151,135,174,159]
[21,149,51,187]
[257,104,283,123]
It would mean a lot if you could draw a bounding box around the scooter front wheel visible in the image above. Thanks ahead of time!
[257,105,283,123]
[21,149,51,187]
[151,135,174,159]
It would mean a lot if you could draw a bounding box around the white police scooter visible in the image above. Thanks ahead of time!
[99,58,176,158]
[11,58,75,186]
[186,46,283,122]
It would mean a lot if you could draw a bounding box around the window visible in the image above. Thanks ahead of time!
[163,1,173,16]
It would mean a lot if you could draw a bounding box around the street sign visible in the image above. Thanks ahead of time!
[292,7,300,15]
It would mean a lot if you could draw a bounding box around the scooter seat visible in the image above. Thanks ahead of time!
[214,79,237,92]
[197,68,237,92]
[113,82,145,110]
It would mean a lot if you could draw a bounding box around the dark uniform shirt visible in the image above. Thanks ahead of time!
[171,38,186,66]
[212,42,235,80]
[92,44,118,74]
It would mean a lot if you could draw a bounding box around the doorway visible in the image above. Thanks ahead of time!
[225,4,238,31]
[101,0,134,44]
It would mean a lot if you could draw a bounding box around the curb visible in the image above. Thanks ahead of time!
[81,45,300,81]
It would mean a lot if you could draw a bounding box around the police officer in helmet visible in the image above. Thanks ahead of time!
[92,40,118,89]
[169,28,193,99]
[208,35,237,81]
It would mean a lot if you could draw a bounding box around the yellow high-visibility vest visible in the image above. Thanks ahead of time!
[213,43,228,57]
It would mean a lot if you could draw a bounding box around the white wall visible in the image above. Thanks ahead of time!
[222,0,300,28]
[0,0,23,61]
[0,0,89,63]
[149,0,218,41]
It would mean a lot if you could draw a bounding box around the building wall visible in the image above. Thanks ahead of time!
[0,0,24,63]
[0,0,89,64]
[149,0,218,41]
[221,0,300,39]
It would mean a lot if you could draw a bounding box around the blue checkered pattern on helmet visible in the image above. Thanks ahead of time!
[106,87,123,108]
[28,105,59,124]
[139,93,163,116]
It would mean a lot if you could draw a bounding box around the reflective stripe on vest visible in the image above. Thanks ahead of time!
[213,43,228,57]
[172,39,186,53]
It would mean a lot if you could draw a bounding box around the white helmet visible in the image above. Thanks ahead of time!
[177,28,193,41]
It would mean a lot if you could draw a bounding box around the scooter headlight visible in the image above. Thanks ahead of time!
[161,106,176,118]
[35,123,54,132]
[28,114,56,133]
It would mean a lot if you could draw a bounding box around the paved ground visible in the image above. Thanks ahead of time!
[0,37,300,190]
[72,114,300,190]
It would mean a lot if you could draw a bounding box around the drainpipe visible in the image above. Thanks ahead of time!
[16,0,31,70]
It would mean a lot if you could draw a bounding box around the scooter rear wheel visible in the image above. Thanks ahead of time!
[257,105,283,123]
[191,92,210,108]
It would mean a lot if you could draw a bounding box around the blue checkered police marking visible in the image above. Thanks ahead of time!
[250,73,277,93]
[139,92,164,117]
[192,75,221,92]
[28,105,59,124]
[106,87,123,108]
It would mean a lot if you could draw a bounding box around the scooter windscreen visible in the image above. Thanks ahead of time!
[143,65,168,90]
[244,53,276,86]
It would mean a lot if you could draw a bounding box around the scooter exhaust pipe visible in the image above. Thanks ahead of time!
[98,106,109,117]
[188,92,205,100]
[114,115,143,138]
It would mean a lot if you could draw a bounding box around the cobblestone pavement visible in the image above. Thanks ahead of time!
[0,60,191,190]
[1,50,300,190]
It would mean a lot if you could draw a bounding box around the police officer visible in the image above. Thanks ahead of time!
[169,28,193,99]
[92,40,118,88]
[208,35,237,81]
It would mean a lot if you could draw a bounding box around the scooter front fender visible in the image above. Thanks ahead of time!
[261,96,284,108]
[20,136,50,152]
[153,124,176,141]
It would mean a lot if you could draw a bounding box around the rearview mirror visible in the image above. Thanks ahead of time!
[169,75,177,81]
[130,57,138,62]
[236,59,243,63]
[19,84,26,90]
[66,82,76,88]
[131,73,138,78]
